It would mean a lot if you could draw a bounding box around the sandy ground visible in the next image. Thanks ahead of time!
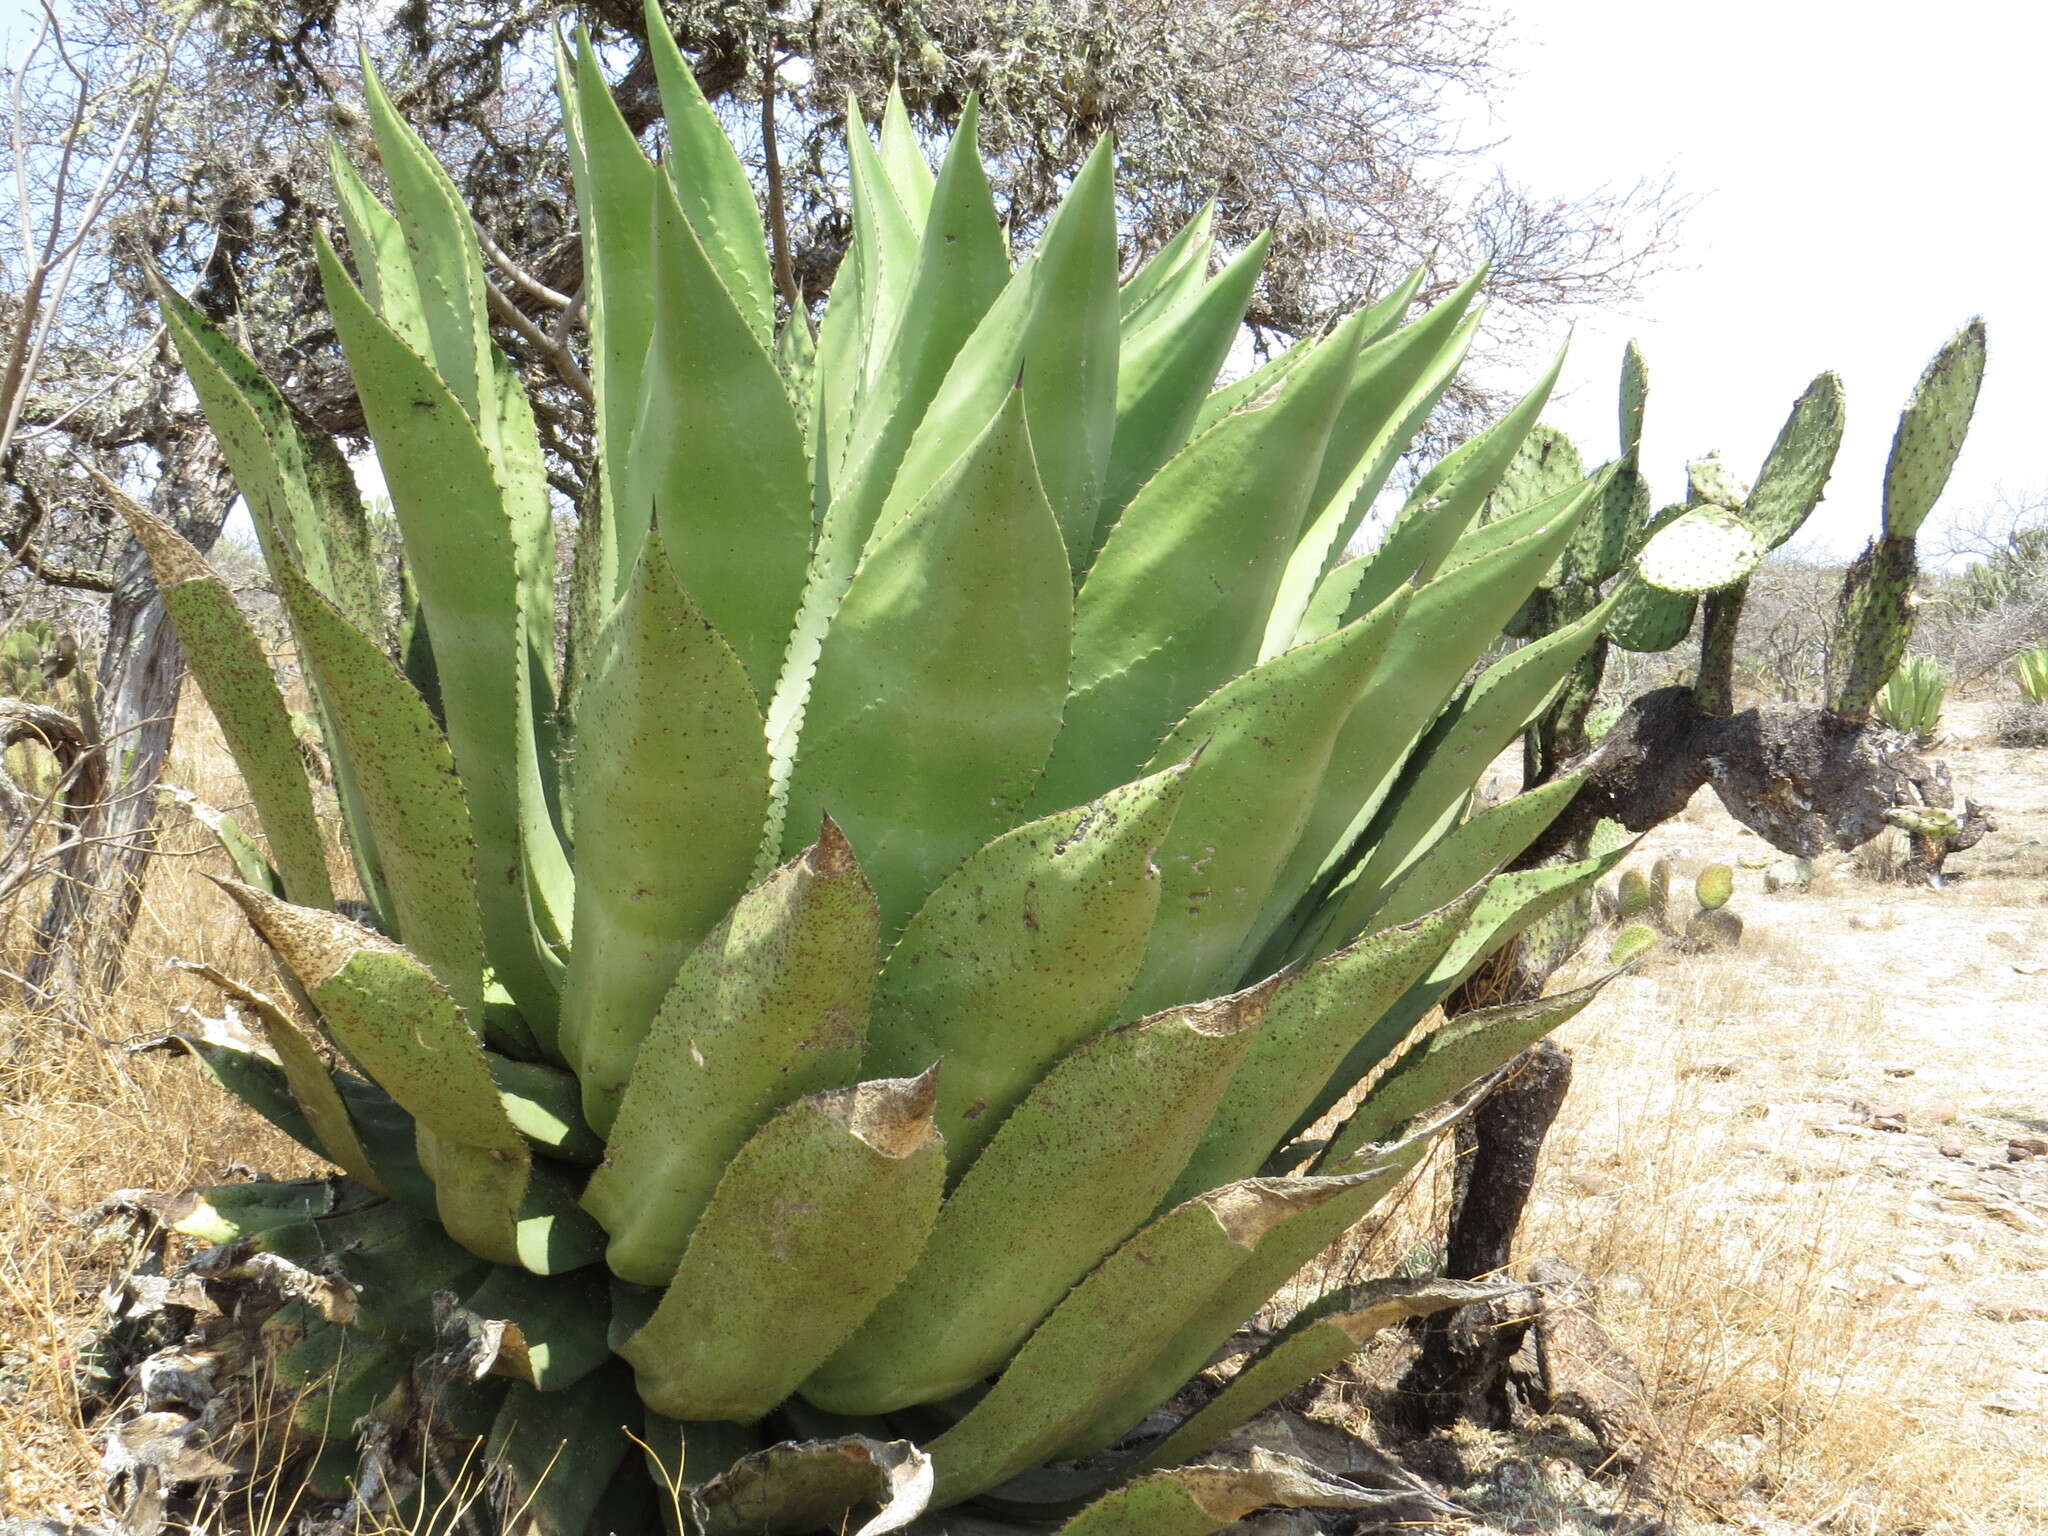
[1308,699,2048,1534]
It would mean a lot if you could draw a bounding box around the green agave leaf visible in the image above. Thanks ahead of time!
[1097,233,1270,535]
[560,525,770,1134]
[643,0,777,343]
[619,1073,946,1422]
[484,1365,636,1536]
[273,1317,410,1440]
[216,881,603,1273]
[1124,595,1410,1017]
[264,556,484,1018]
[1116,202,1215,323]
[1055,1142,1423,1460]
[1363,771,1589,936]
[620,170,813,699]
[1036,312,1368,816]
[785,391,1071,934]
[877,85,935,218]
[1333,592,1619,917]
[166,1175,345,1246]
[251,1200,491,1345]
[1387,346,1567,578]
[1320,974,1612,1164]
[1130,1277,1515,1473]
[108,486,331,910]
[356,58,494,415]
[804,982,1271,1415]
[1743,372,1845,552]
[584,821,878,1285]
[1882,318,1986,539]
[561,33,657,628]
[1053,1451,1401,1536]
[326,145,428,353]
[1293,840,1632,1138]
[862,763,1191,1175]
[842,90,929,405]
[317,230,569,1021]
[808,98,1008,586]
[923,1177,1364,1506]
[868,135,1119,572]
[178,963,377,1191]
[1164,887,1480,1208]
[1251,476,1604,972]
[457,1264,614,1390]
[1263,280,1488,657]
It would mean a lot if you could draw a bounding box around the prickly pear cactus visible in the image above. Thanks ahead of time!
[1694,863,1734,912]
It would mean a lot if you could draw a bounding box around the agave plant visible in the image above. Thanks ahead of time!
[1876,655,1947,743]
[2016,646,2048,703]
[120,15,1638,1533]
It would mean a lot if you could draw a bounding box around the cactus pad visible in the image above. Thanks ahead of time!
[1828,536,1917,720]
[1685,457,1745,511]
[1694,863,1733,912]
[1609,922,1659,966]
[1636,507,1763,596]
[1619,341,1647,466]
[1882,319,1986,539]
[1743,373,1844,553]
[1604,576,1696,653]
[1484,422,1583,531]
[1884,806,1959,839]
[1615,869,1653,918]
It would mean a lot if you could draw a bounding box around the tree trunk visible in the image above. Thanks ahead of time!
[23,430,233,998]
[1392,1038,1574,1430]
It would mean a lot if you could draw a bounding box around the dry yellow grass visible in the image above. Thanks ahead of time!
[4,694,2047,1533]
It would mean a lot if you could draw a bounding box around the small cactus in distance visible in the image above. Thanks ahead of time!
[1875,655,1945,744]
[1609,922,1659,966]
[2016,647,2048,704]
[1694,862,1734,911]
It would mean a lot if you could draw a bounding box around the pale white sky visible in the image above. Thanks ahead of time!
[1465,0,2044,557]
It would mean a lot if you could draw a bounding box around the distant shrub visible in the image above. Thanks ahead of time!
[1992,701,2048,747]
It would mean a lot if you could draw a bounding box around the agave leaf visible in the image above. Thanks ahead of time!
[1333,592,1619,916]
[1060,1133,1431,1459]
[785,392,1071,934]
[696,1435,933,1536]
[560,525,771,1133]
[621,171,814,699]
[1054,1450,1410,1536]
[923,1178,1365,1506]
[1263,282,1487,656]
[804,983,1272,1415]
[867,136,1119,572]
[215,881,602,1272]
[484,1365,637,1536]
[1097,233,1270,535]
[1364,772,1589,935]
[876,85,935,221]
[317,230,569,1019]
[812,98,1008,578]
[264,557,484,1018]
[1130,1277,1515,1471]
[642,0,777,342]
[862,763,1191,1174]
[1290,844,1632,1138]
[842,92,929,403]
[1164,887,1481,1207]
[1038,312,1368,814]
[252,1200,493,1345]
[1115,201,1215,323]
[1123,595,1409,1015]
[1320,975,1613,1163]
[561,33,659,622]
[1248,477,1604,972]
[177,963,377,1191]
[619,1074,946,1422]
[326,146,429,354]
[106,485,331,910]
[452,1264,614,1390]
[1882,318,1986,539]
[584,822,878,1284]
